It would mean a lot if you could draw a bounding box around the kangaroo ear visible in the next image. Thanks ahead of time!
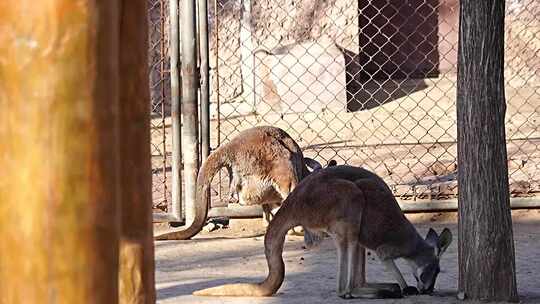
[304,158,322,171]
[425,228,439,248]
[437,228,453,257]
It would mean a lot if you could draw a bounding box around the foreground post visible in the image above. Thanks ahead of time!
[118,1,156,303]
[457,0,519,301]
[0,2,120,303]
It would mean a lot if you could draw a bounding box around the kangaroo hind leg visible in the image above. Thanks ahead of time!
[340,238,401,299]
[332,222,364,299]
[334,232,350,298]
[226,166,240,204]
[347,242,402,298]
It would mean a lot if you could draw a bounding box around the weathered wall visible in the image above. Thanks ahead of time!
[209,0,359,105]
[206,0,538,108]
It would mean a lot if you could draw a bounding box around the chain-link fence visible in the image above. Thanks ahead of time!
[149,0,540,212]
[149,0,172,212]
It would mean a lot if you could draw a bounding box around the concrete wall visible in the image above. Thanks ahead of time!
[207,0,538,111]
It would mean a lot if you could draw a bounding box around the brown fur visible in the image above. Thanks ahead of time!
[194,165,452,298]
[155,126,319,240]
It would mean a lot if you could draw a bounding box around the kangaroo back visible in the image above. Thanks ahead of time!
[352,178,419,256]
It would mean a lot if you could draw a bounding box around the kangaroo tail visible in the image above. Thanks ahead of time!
[193,203,297,296]
[155,147,228,240]
[193,283,272,297]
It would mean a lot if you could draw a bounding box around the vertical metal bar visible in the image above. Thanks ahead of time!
[169,0,182,222]
[240,0,255,110]
[181,0,200,226]
[160,1,169,211]
[199,0,210,161]
[214,0,222,202]
[252,44,256,109]
[198,0,212,212]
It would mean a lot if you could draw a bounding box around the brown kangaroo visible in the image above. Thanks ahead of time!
[155,126,326,241]
[193,165,452,298]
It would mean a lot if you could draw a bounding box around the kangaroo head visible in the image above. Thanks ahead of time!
[412,228,452,294]
[304,158,322,172]
[305,158,337,173]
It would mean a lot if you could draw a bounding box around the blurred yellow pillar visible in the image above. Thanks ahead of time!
[118,1,156,303]
[0,2,121,303]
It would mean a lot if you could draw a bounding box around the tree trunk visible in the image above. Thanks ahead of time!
[118,1,156,303]
[0,2,120,303]
[457,0,519,302]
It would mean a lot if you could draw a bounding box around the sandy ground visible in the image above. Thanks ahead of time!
[155,209,540,304]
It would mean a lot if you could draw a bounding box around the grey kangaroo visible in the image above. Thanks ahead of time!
[193,165,452,298]
[156,126,328,241]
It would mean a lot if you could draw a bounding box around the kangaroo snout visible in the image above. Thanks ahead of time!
[420,285,434,295]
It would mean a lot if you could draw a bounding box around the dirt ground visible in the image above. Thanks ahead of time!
[154,209,540,304]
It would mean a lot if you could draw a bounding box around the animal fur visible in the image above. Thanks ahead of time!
[155,126,324,240]
[193,165,452,298]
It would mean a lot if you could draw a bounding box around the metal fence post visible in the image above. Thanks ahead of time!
[199,0,210,162]
[169,0,183,224]
[181,0,200,227]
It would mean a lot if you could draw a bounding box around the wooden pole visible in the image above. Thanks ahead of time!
[0,2,120,303]
[117,1,156,303]
[456,0,519,301]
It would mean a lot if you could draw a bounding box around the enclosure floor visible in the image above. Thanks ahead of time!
[155,210,540,304]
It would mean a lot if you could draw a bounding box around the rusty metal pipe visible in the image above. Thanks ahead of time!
[199,0,210,162]
[169,0,183,223]
[178,0,202,234]
[154,0,207,240]
[181,0,200,227]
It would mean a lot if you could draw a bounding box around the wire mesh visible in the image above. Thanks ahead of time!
[207,0,540,203]
[149,0,172,212]
[147,0,539,213]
